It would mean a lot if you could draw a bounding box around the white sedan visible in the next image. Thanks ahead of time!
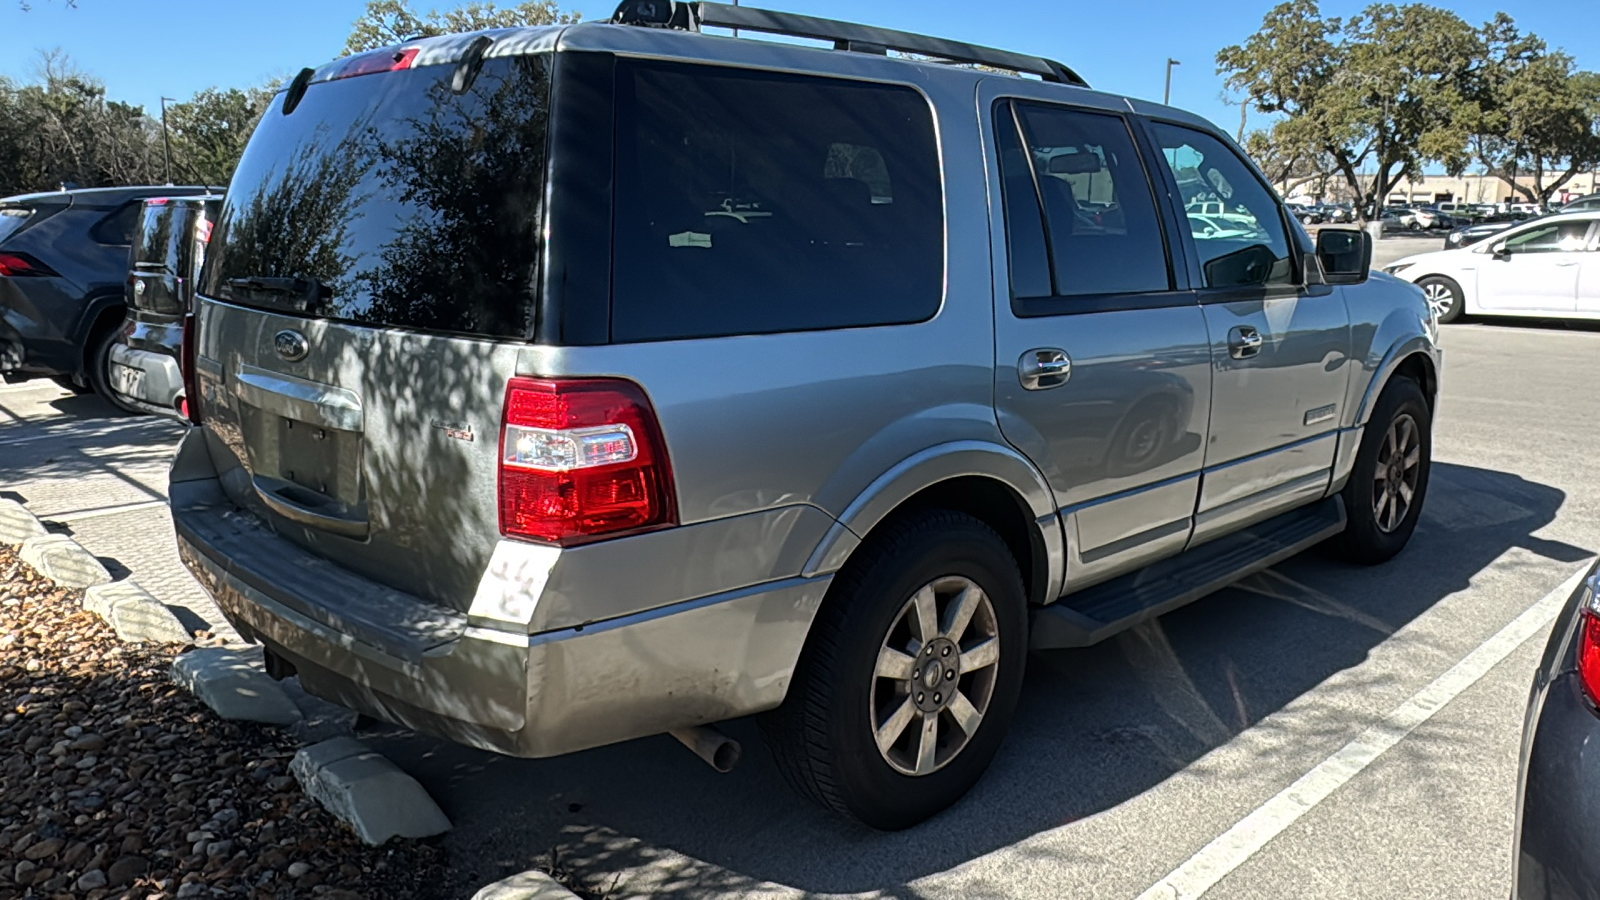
[1383,211,1600,322]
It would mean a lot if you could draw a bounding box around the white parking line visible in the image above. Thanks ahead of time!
[1134,561,1593,900]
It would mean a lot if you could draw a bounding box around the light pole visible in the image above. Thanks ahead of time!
[1163,59,1180,105]
[158,96,176,185]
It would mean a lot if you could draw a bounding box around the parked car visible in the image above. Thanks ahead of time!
[171,2,1439,829]
[108,195,222,418]
[1384,211,1600,322]
[0,185,220,402]
[1442,216,1528,250]
[1555,192,1600,213]
[1512,561,1600,900]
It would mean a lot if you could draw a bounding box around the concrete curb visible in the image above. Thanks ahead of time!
[84,580,192,644]
[291,737,452,846]
[471,871,582,900]
[0,498,47,545]
[19,533,112,589]
[170,646,303,726]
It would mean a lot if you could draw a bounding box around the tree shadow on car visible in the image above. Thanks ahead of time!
[364,460,1586,898]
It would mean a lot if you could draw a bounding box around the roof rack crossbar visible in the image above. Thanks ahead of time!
[689,2,1089,87]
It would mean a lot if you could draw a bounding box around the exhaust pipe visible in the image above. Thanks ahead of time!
[670,725,741,773]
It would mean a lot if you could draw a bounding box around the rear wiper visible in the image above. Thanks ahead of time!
[221,276,332,313]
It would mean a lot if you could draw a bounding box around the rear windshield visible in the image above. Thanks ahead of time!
[0,208,34,245]
[133,203,187,274]
[203,55,551,339]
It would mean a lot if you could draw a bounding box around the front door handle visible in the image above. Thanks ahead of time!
[1019,348,1071,390]
[1228,325,1262,360]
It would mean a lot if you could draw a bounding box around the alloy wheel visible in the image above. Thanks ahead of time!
[870,575,1000,776]
[1421,282,1454,320]
[1372,412,1422,533]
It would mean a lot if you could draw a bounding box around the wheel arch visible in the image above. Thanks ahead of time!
[1356,342,1438,426]
[805,442,1064,607]
[75,291,128,380]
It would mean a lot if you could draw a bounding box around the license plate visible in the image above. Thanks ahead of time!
[112,363,144,398]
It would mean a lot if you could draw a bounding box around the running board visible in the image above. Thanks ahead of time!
[1030,496,1347,649]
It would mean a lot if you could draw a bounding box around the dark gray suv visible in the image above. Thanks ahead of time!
[171,1,1440,828]
[0,185,219,402]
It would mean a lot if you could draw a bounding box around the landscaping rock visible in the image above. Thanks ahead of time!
[170,646,302,726]
[18,533,111,588]
[0,543,456,897]
[0,498,46,545]
[471,871,582,900]
[291,738,451,845]
[84,579,192,643]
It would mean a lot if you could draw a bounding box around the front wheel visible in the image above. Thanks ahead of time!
[1417,276,1464,323]
[1336,377,1431,564]
[761,510,1027,829]
[86,328,142,416]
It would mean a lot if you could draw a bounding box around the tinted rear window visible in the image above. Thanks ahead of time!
[610,61,943,343]
[133,203,186,274]
[203,55,551,339]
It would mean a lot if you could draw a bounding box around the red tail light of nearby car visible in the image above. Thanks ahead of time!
[0,252,56,277]
[180,312,200,425]
[1578,576,1600,709]
[498,377,677,546]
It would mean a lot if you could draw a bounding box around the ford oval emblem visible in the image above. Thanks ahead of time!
[273,330,309,362]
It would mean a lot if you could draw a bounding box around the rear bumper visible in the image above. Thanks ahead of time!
[170,428,830,758]
[109,340,184,416]
[1513,672,1600,900]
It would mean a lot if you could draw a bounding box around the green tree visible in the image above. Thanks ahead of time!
[1470,17,1600,204]
[0,51,163,195]
[344,0,579,55]
[165,85,278,186]
[1219,0,1480,222]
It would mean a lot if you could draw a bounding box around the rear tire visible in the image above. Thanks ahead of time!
[1417,275,1464,323]
[761,510,1027,829]
[86,327,142,416]
[1336,377,1431,564]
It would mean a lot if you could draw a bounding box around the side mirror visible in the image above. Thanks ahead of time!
[1315,229,1370,285]
[1490,241,1509,258]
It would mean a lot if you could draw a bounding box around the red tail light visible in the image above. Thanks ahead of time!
[498,378,676,545]
[180,312,200,425]
[0,252,56,277]
[1578,576,1600,708]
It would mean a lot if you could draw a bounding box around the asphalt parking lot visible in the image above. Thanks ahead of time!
[3,232,1594,899]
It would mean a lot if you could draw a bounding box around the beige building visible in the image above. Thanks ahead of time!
[1284,171,1600,206]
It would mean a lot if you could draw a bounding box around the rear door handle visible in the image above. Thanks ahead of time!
[1019,348,1071,390]
[1228,325,1262,359]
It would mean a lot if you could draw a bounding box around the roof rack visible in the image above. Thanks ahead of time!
[609,0,1089,88]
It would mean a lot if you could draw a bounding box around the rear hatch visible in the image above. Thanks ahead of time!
[195,42,554,613]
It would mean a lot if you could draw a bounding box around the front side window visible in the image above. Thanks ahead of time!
[610,62,943,343]
[1499,221,1591,253]
[1149,123,1294,289]
[995,102,1170,300]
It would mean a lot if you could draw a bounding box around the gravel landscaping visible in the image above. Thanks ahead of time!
[0,544,460,900]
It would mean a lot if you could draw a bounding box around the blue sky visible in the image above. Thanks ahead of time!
[0,0,1592,141]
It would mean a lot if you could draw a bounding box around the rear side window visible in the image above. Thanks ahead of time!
[0,208,33,245]
[204,56,551,338]
[994,101,1171,303]
[90,202,141,245]
[610,61,943,343]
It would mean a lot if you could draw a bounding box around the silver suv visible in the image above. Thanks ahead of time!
[171,1,1440,829]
